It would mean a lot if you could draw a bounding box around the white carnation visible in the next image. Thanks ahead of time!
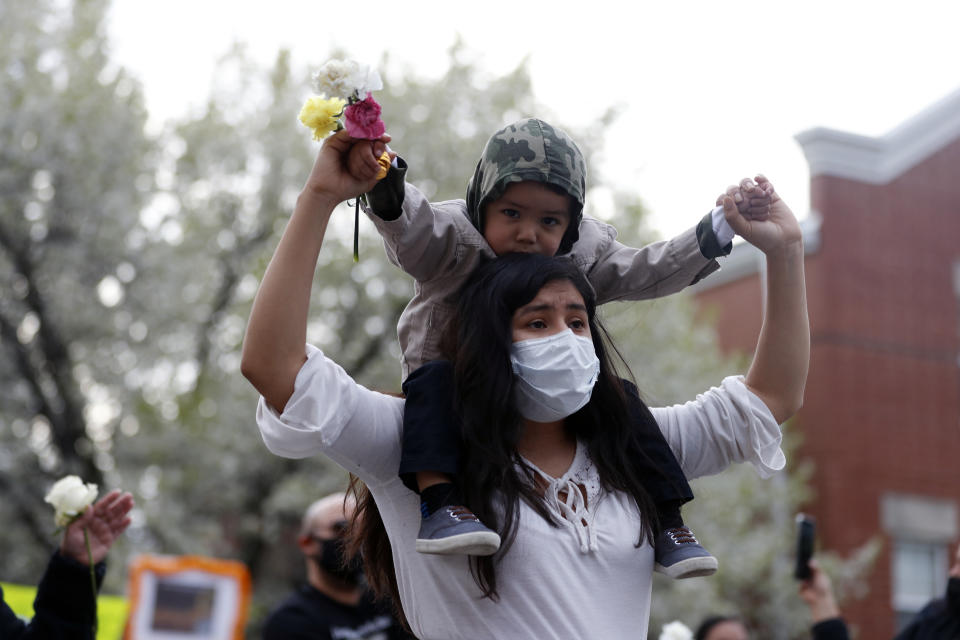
[45,475,98,527]
[311,59,382,99]
[659,621,694,640]
[348,63,383,96]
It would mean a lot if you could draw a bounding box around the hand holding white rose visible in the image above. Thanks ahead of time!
[45,476,134,565]
[59,489,135,565]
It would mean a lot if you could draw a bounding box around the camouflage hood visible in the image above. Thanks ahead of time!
[465,118,586,254]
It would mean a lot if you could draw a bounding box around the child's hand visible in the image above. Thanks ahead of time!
[718,176,802,256]
[717,175,774,220]
[347,135,395,183]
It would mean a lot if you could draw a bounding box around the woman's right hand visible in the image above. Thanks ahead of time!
[244,131,385,410]
[303,130,391,204]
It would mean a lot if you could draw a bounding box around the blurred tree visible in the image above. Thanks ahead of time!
[0,0,153,579]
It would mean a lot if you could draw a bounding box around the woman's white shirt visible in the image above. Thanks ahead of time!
[256,344,785,640]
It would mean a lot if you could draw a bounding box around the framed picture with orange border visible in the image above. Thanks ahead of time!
[125,554,252,639]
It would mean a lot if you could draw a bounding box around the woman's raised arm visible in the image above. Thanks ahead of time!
[721,177,810,424]
[241,130,383,411]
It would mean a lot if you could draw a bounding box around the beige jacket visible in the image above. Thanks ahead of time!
[367,182,722,379]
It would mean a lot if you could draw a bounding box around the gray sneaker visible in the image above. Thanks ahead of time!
[415,505,501,556]
[654,526,718,579]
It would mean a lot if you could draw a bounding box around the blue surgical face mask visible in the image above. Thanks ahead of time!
[510,329,600,422]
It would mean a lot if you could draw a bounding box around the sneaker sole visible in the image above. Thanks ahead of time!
[416,531,502,556]
[654,556,719,579]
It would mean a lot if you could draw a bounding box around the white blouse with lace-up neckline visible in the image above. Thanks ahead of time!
[257,345,788,640]
[520,440,604,554]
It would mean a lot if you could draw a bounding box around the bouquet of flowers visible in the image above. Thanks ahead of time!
[300,59,391,261]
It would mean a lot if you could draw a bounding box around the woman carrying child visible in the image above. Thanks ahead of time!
[348,117,772,578]
[241,127,809,639]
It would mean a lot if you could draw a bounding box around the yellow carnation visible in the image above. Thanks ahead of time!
[299,96,346,141]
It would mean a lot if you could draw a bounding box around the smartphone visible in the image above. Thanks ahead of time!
[794,513,816,580]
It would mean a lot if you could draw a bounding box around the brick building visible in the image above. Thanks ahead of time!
[693,88,960,637]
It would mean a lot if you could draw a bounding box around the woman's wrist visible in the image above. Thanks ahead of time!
[763,236,804,261]
[296,187,343,224]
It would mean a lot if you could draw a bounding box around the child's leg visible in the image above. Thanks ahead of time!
[400,360,500,556]
[622,380,718,579]
[399,360,461,493]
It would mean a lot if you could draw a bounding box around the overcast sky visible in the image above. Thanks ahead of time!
[107,0,960,239]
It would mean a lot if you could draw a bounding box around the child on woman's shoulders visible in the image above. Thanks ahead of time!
[345,117,773,579]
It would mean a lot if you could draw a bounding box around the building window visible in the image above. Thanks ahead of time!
[881,493,958,631]
[891,539,949,630]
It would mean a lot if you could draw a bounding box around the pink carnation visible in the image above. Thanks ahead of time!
[343,93,386,139]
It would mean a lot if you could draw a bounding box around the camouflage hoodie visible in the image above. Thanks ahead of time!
[465,118,586,254]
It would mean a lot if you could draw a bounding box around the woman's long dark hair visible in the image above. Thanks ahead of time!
[345,474,409,628]
[348,252,666,610]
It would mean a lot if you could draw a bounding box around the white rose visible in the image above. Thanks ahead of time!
[45,475,98,527]
[311,59,382,99]
[659,621,693,640]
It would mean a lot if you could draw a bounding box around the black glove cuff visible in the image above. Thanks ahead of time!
[365,157,408,221]
[696,211,732,259]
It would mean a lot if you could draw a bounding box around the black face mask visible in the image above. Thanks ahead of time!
[947,577,960,611]
[311,535,364,585]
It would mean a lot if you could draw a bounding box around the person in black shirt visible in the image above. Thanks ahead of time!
[263,492,413,640]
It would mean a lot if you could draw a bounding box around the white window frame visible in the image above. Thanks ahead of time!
[891,539,949,614]
[881,493,958,627]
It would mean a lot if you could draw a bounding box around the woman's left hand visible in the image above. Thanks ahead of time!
[718,176,802,256]
[733,175,809,423]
